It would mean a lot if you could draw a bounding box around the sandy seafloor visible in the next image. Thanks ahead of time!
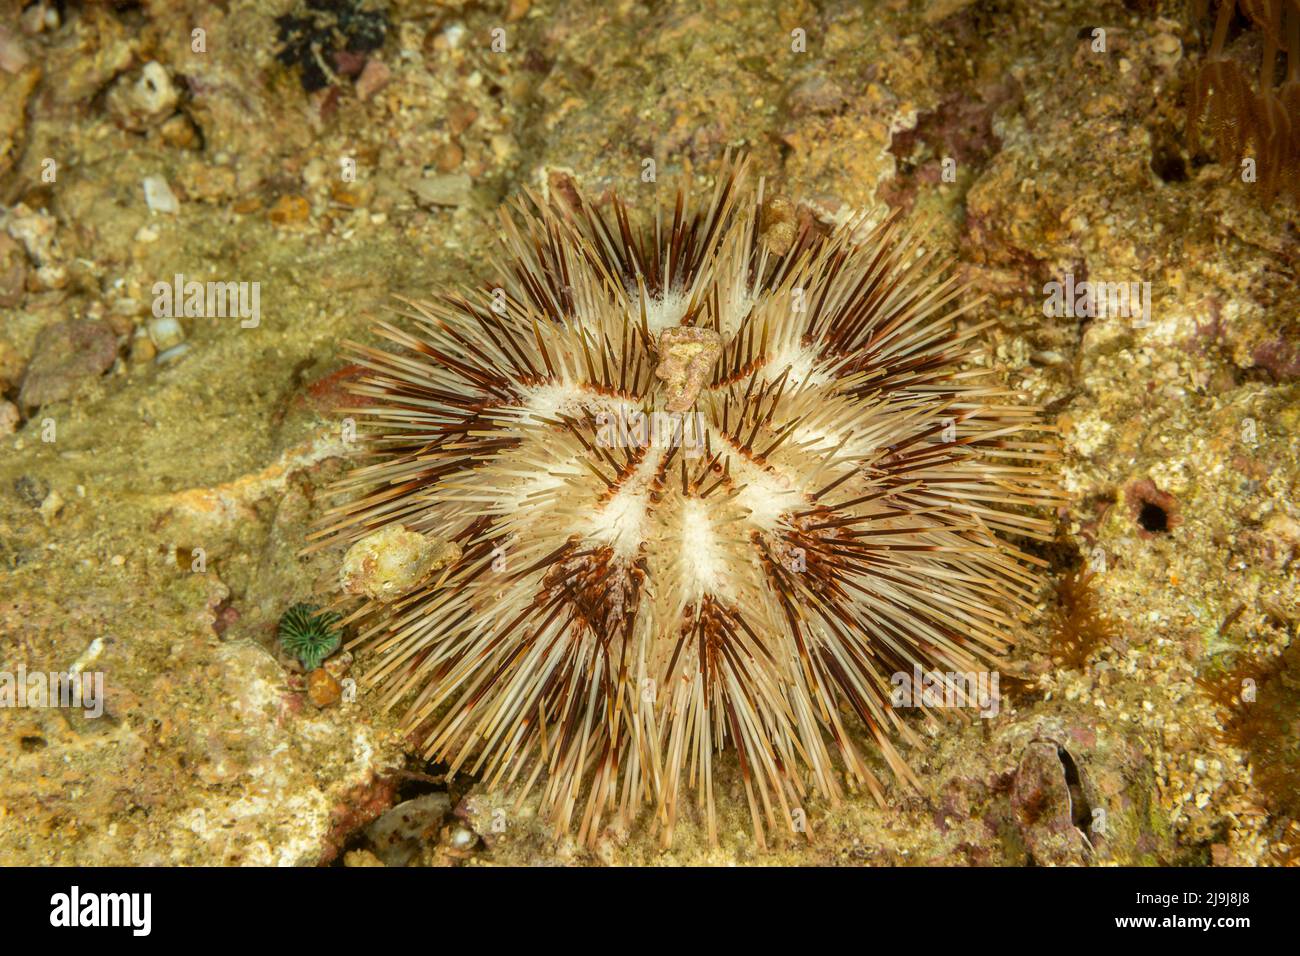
[0,0,1296,866]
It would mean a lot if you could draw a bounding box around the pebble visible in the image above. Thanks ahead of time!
[410,173,473,208]
[434,141,464,173]
[448,826,477,850]
[14,474,48,508]
[159,114,198,149]
[306,668,342,708]
[447,102,477,135]
[490,134,517,163]
[20,1,58,33]
[269,194,311,224]
[17,319,117,411]
[38,488,62,522]
[129,330,156,365]
[0,399,18,435]
[107,62,179,131]
[1151,33,1182,66]
[301,157,329,190]
[142,174,179,214]
[2,203,65,290]
[329,182,370,208]
[441,23,467,49]
[323,650,353,682]
[0,27,29,73]
[147,316,184,351]
[355,58,391,101]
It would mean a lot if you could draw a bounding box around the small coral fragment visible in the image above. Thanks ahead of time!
[654,326,721,412]
[340,525,461,603]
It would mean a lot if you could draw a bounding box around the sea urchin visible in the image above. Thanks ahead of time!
[308,158,1060,848]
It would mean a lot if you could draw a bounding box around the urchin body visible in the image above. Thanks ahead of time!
[312,161,1058,847]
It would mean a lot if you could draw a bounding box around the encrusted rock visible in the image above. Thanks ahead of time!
[18,320,118,412]
[106,61,179,131]
[1011,741,1089,866]
[785,75,848,117]
[0,64,38,178]
[654,326,721,413]
[364,793,452,866]
[0,337,23,393]
[410,173,473,207]
[0,232,27,306]
[340,525,461,603]
[759,195,797,255]
[2,203,65,291]
[0,399,19,436]
[307,668,343,709]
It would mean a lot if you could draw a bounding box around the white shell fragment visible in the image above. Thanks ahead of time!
[142,174,179,214]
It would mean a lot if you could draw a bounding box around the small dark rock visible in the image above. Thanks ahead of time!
[18,319,118,411]
[785,75,848,116]
[13,474,49,508]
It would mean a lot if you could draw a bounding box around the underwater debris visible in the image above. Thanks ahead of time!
[275,0,389,94]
